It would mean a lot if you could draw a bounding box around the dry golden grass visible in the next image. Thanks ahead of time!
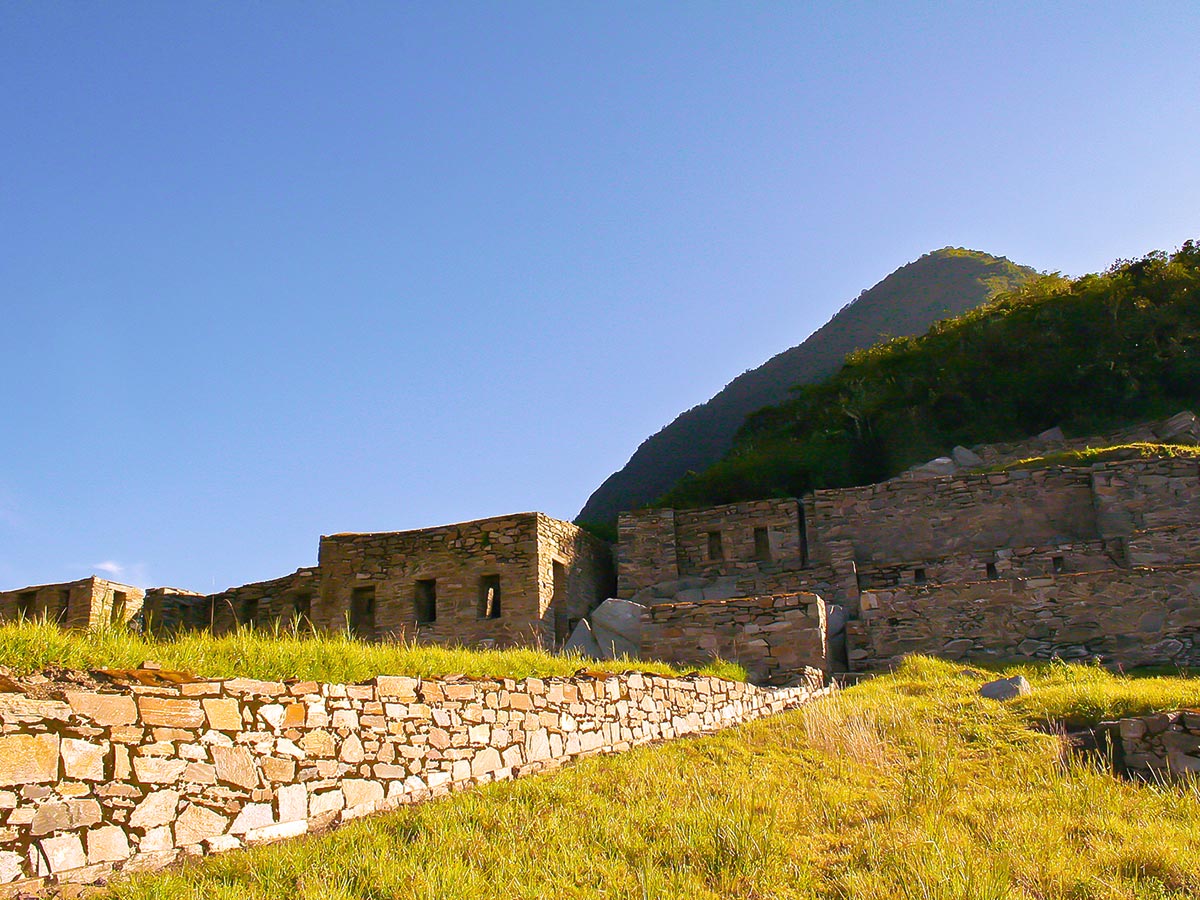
[99,656,1200,900]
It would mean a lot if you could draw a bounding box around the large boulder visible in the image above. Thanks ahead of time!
[978,676,1032,700]
[590,598,645,660]
[562,619,601,658]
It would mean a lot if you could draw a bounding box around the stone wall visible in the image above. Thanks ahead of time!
[1115,710,1200,779]
[316,515,543,647]
[1092,458,1200,539]
[641,593,827,686]
[208,569,320,634]
[1126,525,1200,568]
[807,467,1098,566]
[534,515,615,648]
[0,669,825,892]
[315,514,611,650]
[617,500,805,597]
[0,578,143,630]
[846,565,1200,670]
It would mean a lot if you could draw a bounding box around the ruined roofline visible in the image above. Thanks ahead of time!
[208,567,318,598]
[321,510,554,541]
[0,574,142,595]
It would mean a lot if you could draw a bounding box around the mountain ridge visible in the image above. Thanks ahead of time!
[576,248,1039,529]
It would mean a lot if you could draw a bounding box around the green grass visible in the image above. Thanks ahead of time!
[995,442,1200,472]
[0,620,747,683]
[102,656,1200,900]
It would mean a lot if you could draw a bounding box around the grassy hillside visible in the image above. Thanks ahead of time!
[577,248,1037,532]
[103,658,1200,900]
[661,242,1200,508]
[0,621,746,683]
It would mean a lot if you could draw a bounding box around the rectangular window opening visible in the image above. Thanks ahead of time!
[753,527,772,562]
[1052,555,1065,574]
[986,562,998,580]
[478,575,502,620]
[414,579,437,625]
[56,590,70,623]
[913,568,927,585]
[706,531,724,562]
[350,586,377,639]
[292,592,312,621]
[110,591,128,624]
[240,596,258,628]
[17,591,36,620]
[552,561,569,646]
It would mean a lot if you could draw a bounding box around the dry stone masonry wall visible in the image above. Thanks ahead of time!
[1116,710,1200,779]
[0,670,823,893]
[846,565,1200,670]
[641,592,827,686]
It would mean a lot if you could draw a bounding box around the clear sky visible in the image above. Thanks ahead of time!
[2,3,1198,593]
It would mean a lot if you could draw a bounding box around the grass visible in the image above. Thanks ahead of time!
[0,620,747,683]
[994,442,1200,472]
[100,656,1200,900]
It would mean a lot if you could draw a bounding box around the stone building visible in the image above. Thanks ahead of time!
[0,577,144,630]
[315,513,613,648]
[7,513,615,653]
[621,413,1200,674]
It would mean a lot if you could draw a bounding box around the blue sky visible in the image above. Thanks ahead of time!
[2,3,1198,593]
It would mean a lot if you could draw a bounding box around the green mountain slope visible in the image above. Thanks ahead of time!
[659,242,1200,508]
[577,249,1037,530]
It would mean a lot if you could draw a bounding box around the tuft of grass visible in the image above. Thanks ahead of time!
[994,442,1200,472]
[100,655,1200,900]
[0,620,747,683]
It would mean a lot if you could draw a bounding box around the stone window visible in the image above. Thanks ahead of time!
[552,561,569,646]
[1052,555,1065,574]
[913,568,927,585]
[986,563,998,580]
[240,596,258,627]
[707,531,724,562]
[753,527,772,562]
[56,589,70,623]
[350,586,377,639]
[110,591,128,624]
[414,579,437,625]
[478,575,502,620]
[292,592,312,622]
[16,591,36,620]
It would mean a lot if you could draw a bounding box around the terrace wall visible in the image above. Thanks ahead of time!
[641,592,827,686]
[0,670,825,892]
[846,565,1200,671]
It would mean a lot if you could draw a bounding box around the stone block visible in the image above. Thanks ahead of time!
[300,730,335,758]
[66,692,138,727]
[245,820,307,845]
[86,825,131,864]
[563,619,602,658]
[261,756,296,783]
[38,833,86,874]
[230,803,274,834]
[309,789,345,817]
[130,790,181,831]
[375,676,419,702]
[0,734,59,786]
[133,757,186,785]
[471,747,502,777]
[276,783,307,823]
[342,779,384,809]
[978,676,1032,701]
[138,697,205,729]
[174,804,229,846]
[212,745,259,790]
[0,850,23,884]
[61,738,106,781]
[202,698,243,731]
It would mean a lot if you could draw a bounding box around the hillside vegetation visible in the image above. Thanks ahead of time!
[661,242,1200,508]
[0,621,745,683]
[577,248,1036,531]
[104,658,1200,900]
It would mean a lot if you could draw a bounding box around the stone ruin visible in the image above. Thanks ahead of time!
[3,412,1199,686]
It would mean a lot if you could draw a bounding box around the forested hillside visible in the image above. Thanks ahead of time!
[659,242,1200,508]
[577,248,1036,530]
